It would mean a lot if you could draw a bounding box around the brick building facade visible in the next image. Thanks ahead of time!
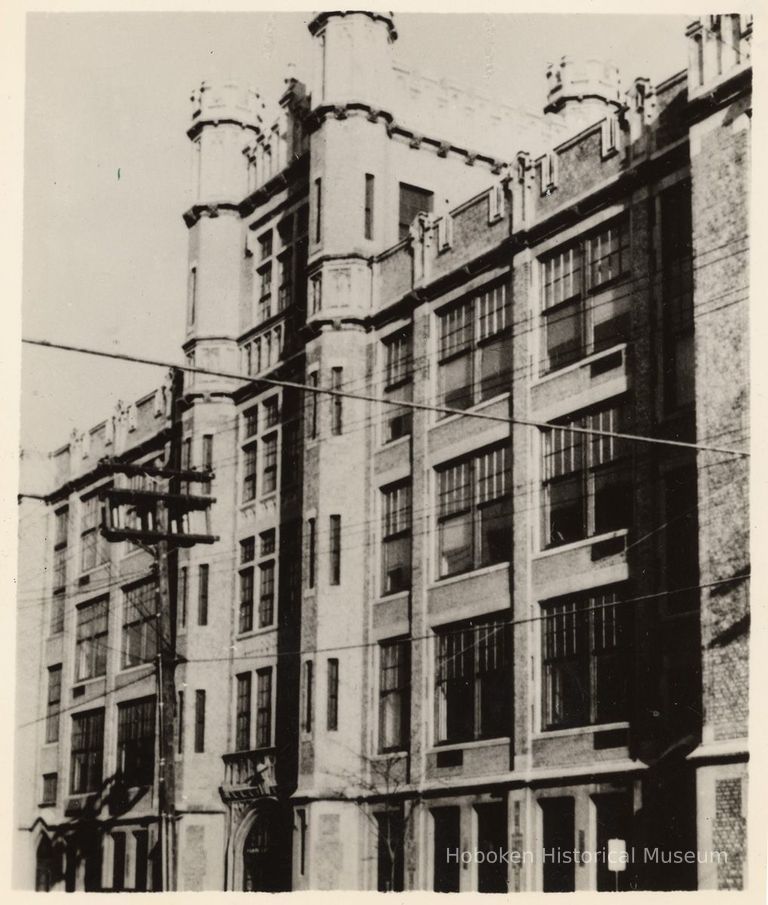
[15,12,750,892]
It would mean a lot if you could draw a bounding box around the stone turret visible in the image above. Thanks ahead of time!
[545,56,623,133]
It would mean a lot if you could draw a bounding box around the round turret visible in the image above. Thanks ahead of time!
[189,80,264,138]
[545,56,622,132]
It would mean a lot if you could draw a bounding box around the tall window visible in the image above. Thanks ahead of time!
[53,508,68,601]
[198,564,209,626]
[236,673,252,751]
[201,434,213,494]
[331,367,343,435]
[117,697,155,786]
[379,640,410,752]
[122,581,157,669]
[177,691,185,755]
[278,247,293,312]
[244,405,259,439]
[75,597,108,681]
[239,566,255,634]
[661,182,694,411]
[81,494,107,572]
[50,593,65,637]
[41,773,58,807]
[256,668,273,748]
[435,617,510,743]
[188,266,197,325]
[307,372,318,440]
[46,665,62,744]
[381,482,411,595]
[438,283,511,412]
[376,810,405,892]
[399,183,433,240]
[327,658,339,731]
[382,330,413,442]
[259,561,275,628]
[364,173,375,240]
[303,661,313,733]
[70,708,104,794]
[329,515,341,585]
[257,260,272,322]
[540,217,631,374]
[178,566,188,629]
[541,404,631,548]
[262,434,278,495]
[437,445,511,578]
[194,690,206,752]
[314,177,322,243]
[541,589,628,729]
[307,518,316,588]
[243,443,258,502]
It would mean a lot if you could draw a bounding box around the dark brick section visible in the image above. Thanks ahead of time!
[714,779,745,890]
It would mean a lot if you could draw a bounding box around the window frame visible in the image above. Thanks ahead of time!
[70,707,104,795]
[327,658,339,731]
[75,597,109,682]
[121,581,157,670]
[378,639,410,753]
[256,667,273,748]
[382,329,414,444]
[116,696,156,787]
[381,481,412,596]
[235,672,252,751]
[46,665,62,744]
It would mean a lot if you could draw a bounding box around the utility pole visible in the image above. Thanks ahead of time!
[100,368,217,891]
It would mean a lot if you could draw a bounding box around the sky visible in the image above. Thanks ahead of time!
[19,11,690,470]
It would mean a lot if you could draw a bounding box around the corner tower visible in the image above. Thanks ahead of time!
[545,56,623,133]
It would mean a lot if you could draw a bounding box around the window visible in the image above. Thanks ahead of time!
[307,372,318,439]
[541,589,628,729]
[379,640,410,752]
[310,275,322,315]
[46,665,62,744]
[53,507,68,596]
[438,283,511,413]
[112,832,126,891]
[244,406,259,438]
[177,690,185,755]
[194,690,206,752]
[41,773,58,807]
[122,581,157,669]
[262,434,277,495]
[364,173,375,240]
[75,597,108,681]
[661,182,694,411]
[178,566,188,629]
[256,668,272,748]
[55,506,69,546]
[541,798,575,891]
[180,437,192,495]
[399,183,433,240]
[197,565,209,626]
[259,231,272,262]
[188,266,197,326]
[259,561,275,627]
[50,593,65,636]
[278,249,293,311]
[541,404,630,548]
[314,177,322,243]
[437,445,511,578]
[263,396,280,428]
[81,494,107,572]
[307,518,316,588]
[329,515,341,585]
[260,529,275,556]
[302,661,313,732]
[258,262,272,322]
[239,567,254,634]
[117,697,155,786]
[476,803,509,892]
[236,673,252,751]
[331,367,343,435]
[540,218,631,373]
[381,482,411,595]
[297,809,308,876]
[435,617,510,743]
[376,810,405,892]
[70,708,104,794]
[382,330,413,442]
[201,434,213,493]
[243,443,257,502]
[433,807,461,892]
[327,658,339,731]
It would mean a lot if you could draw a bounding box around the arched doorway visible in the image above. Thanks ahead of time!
[35,836,63,892]
[242,807,279,892]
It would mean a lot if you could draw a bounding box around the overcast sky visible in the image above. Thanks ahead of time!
[20,11,689,463]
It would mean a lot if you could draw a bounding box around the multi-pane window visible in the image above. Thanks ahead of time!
[541,589,628,729]
[257,261,272,322]
[379,640,410,752]
[259,561,275,628]
[46,665,62,744]
[243,443,258,502]
[437,445,511,578]
[260,529,275,556]
[278,248,293,311]
[382,329,413,442]
[53,507,68,594]
[117,697,156,786]
[70,708,104,794]
[236,673,252,751]
[329,515,341,585]
[541,404,631,548]
[194,690,206,752]
[381,482,412,595]
[331,367,343,435]
[80,494,107,572]
[264,396,280,428]
[661,182,694,411]
[256,668,272,748]
[122,581,157,669]
[198,564,209,626]
[50,592,65,637]
[75,597,108,681]
[262,434,278,495]
[239,566,255,634]
[540,217,631,373]
[327,658,339,731]
[244,406,259,439]
[41,773,58,806]
[435,617,510,743]
[438,283,511,413]
[399,183,433,240]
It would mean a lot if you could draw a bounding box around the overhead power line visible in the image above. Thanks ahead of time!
[22,338,750,458]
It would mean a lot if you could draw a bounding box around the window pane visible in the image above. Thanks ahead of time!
[545,475,585,546]
[593,464,632,535]
[384,381,413,442]
[478,497,512,566]
[592,293,631,353]
[478,333,512,401]
[438,512,473,577]
[545,299,582,371]
[382,536,411,594]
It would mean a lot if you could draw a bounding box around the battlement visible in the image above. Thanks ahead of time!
[189,80,264,137]
[546,56,622,113]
